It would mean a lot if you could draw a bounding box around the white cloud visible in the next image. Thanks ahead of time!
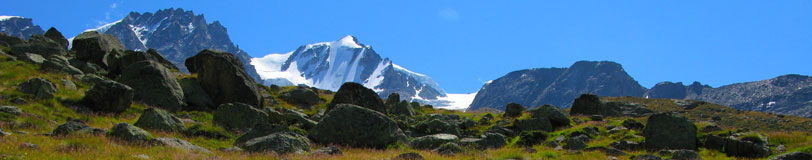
[438,8,460,21]
[110,3,118,9]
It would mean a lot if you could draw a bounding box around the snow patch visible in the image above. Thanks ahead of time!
[434,92,478,110]
[84,19,122,33]
[336,35,363,48]
[0,16,22,21]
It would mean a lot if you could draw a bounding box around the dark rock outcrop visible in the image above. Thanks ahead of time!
[529,104,570,129]
[234,123,289,147]
[279,87,321,107]
[504,103,526,118]
[643,113,697,151]
[71,31,125,68]
[213,103,268,131]
[17,78,57,99]
[308,104,406,149]
[410,134,459,150]
[178,77,214,111]
[241,132,311,154]
[570,94,653,117]
[134,108,185,132]
[326,82,387,114]
[109,49,178,77]
[185,49,261,108]
[116,61,184,111]
[770,152,812,160]
[110,122,153,142]
[43,27,68,49]
[82,80,134,113]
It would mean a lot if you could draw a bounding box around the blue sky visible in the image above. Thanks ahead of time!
[2,1,811,93]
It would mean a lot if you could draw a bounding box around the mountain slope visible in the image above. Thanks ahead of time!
[0,16,44,40]
[469,61,646,110]
[251,35,449,105]
[83,8,261,81]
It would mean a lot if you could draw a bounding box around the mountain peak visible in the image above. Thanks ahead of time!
[0,16,23,21]
[335,35,363,48]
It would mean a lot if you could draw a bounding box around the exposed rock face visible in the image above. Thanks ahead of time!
[279,87,321,107]
[390,100,416,117]
[40,55,83,75]
[470,61,646,110]
[178,77,214,111]
[71,31,125,68]
[17,78,57,99]
[109,49,178,77]
[134,108,185,132]
[529,104,571,129]
[645,81,687,99]
[110,122,153,142]
[0,16,44,40]
[242,132,311,154]
[213,103,268,131]
[116,61,184,111]
[504,103,526,118]
[185,49,261,108]
[724,134,771,158]
[90,8,262,81]
[570,94,653,117]
[326,82,387,114]
[43,27,68,49]
[234,124,289,147]
[410,134,459,150]
[308,104,406,149]
[643,113,697,151]
[82,80,134,113]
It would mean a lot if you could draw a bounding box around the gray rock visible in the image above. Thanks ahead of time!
[416,119,461,136]
[109,49,178,77]
[17,78,57,99]
[242,132,310,154]
[40,55,83,75]
[410,134,459,150]
[702,134,726,150]
[71,31,125,68]
[152,137,211,154]
[60,79,76,90]
[390,101,416,117]
[185,49,261,108]
[478,132,507,149]
[116,61,184,112]
[513,117,553,132]
[134,108,185,132]
[589,115,604,121]
[18,142,39,150]
[610,140,643,150]
[724,135,770,158]
[529,104,570,129]
[312,146,342,155]
[10,35,66,57]
[394,152,424,160]
[279,88,321,107]
[701,125,722,133]
[671,149,701,160]
[504,103,526,118]
[770,152,812,160]
[564,135,590,150]
[0,105,23,116]
[110,122,153,142]
[43,27,68,49]
[326,82,387,114]
[178,78,215,111]
[82,80,134,113]
[52,120,107,136]
[280,108,317,129]
[434,142,463,156]
[643,112,697,151]
[234,123,289,147]
[213,103,269,131]
[308,104,406,149]
[18,53,45,64]
[622,119,644,130]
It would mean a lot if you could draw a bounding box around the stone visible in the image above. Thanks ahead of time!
[416,119,461,136]
[564,135,590,150]
[40,55,83,75]
[309,104,406,149]
[590,115,604,121]
[390,100,416,117]
[724,135,770,158]
[82,80,134,113]
[115,61,184,112]
[43,27,68,49]
[10,35,67,57]
[234,123,289,147]
[702,134,726,150]
[0,105,23,116]
[631,154,663,160]
[185,49,261,108]
[479,113,493,125]
[152,137,212,154]
[643,112,697,151]
[478,132,507,149]
[610,141,643,150]
[213,103,269,131]
[326,82,387,114]
[17,78,57,99]
[513,117,553,132]
[770,152,812,160]
[410,134,459,150]
[671,149,701,160]
[18,53,45,64]
[134,108,185,132]
[241,132,311,154]
[504,103,526,118]
[394,152,424,160]
[434,142,463,155]
[178,78,215,111]
[60,79,77,90]
[518,131,548,146]
[51,120,105,136]
[701,125,722,133]
[622,119,644,130]
[312,146,342,155]
[110,122,153,142]
[71,31,125,68]
[385,93,401,109]
[529,104,570,128]
[109,49,177,77]
[279,87,321,107]
[280,108,317,129]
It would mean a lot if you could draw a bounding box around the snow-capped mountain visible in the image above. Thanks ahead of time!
[0,16,44,40]
[81,8,262,81]
[252,35,457,106]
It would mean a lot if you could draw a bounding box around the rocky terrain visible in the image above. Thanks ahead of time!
[0,29,811,159]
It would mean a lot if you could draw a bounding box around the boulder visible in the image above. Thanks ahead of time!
[43,27,68,49]
[60,79,77,91]
[416,119,461,136]
[394,152,424,160]
[18,53,45,64]
[71,31,125,68]
[0,106,23,116]
[68,59,106,75]
[17,78,57,99]
[434,142,463,156]
[185,49,261,108]
[115,61,184,112]
[529,104,570,128]
[82,80,134,113]
[179,78,215,111]
[52,120,89,136]
[504,103,526,118]
[279,87,321,107]
[312,146,342,155]
[152,137,212,154]
[513,117,553,132]
[133,108,185,132]
[234,123,290,147]
[10,35,66,57]
[109,49,177,77]
[671,149,701,160]
[308,104,406,149]
[643,112,697,151]
[410,134,459,150]
[385,93,401,109]
[110,122,153,142]
[390,101,416,117]
[213,103,269,131]
[326,82,387,114]
[589,115,604,121]
[724,135,770,158]
[770,152,812,160]
[40,55,83,75]
[622,119,645,130]
[570,94,652,117]
[242,132,311,154]
[702,134,726,150]
[478,132,507,149]
[280,108,318,130]
[564,135,590,150]
[610,140,643,150]
[518,131,548,146]
[701,125,722,133]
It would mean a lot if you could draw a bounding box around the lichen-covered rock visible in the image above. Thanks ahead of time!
[724,134,770,158]
[109,49,177,77]
[43,27,68,49]
[213,103,269,131]
[17,78,57,99]
[110,123,153,142]
[71,31,125,68]
[390,101,416,117]
[478,132,507,149]
[82,80,134,113]
[308,104,406,149]
[0,106,23,116]
[416,119,461,136]
[622,118,645,130]
[234,123,290,147]
[504,103,526,118]
[513,117,553,132]
[394,152,424,160]
[529,104,570,128]
[134,108,185,132]
[152,137,212,154]
[326,82,387,114]
[40,55,83,75]
[116,61,184,111]
[410,134,459,150]
[242,132,310,154]
[643,112,697,151]
[179,78,215,111]
[185,49,261,108]
[279,87,321,107]
[671,149,701,160]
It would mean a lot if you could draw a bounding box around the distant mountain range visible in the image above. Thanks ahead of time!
[0,16,44,40]
[251,35,454,106]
